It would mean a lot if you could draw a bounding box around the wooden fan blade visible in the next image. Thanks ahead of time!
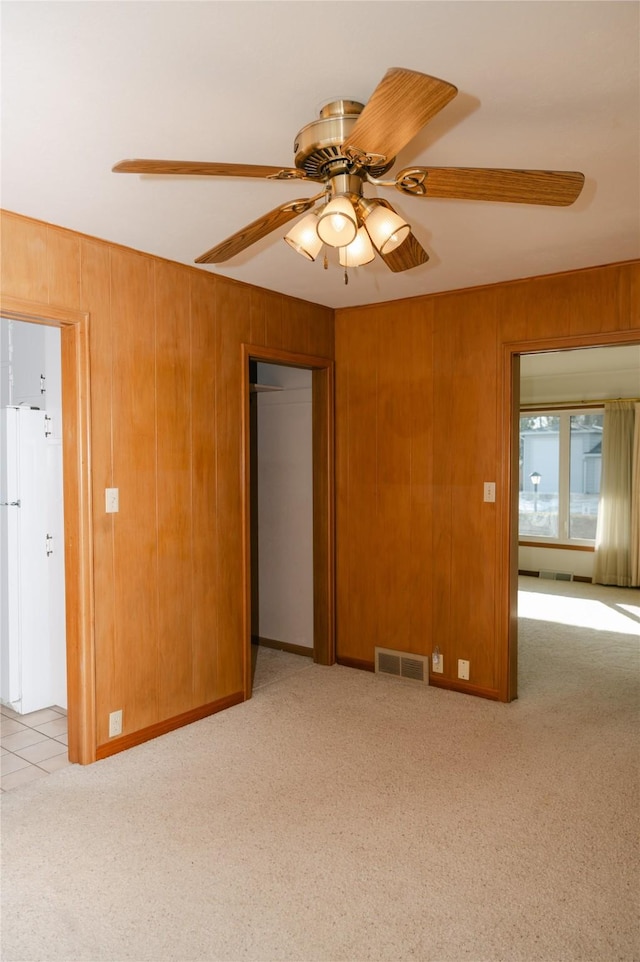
[342,68,457,165]
[195,197,319,264]
[395,166,585,206]
[379,232,429,273]
[113,159,310,180]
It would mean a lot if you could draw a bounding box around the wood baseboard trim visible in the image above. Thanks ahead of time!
[252,636,314,658]
[336,656,375,673]
[96,692,244,760]
[429,676,501,701]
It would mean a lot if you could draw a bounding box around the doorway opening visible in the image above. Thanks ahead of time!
[1,318,67,717]
[505,334,640,701]
[242,345,335,699]
[0,297,94,763]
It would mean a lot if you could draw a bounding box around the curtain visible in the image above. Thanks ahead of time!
[592,401,636,587]
[631,403,640,586]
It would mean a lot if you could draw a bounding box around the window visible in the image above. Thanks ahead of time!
[519,410,603,544]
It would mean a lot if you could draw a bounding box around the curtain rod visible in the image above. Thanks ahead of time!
[521,397,640,411]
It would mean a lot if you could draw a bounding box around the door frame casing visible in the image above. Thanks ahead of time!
[241,343,335,698]
[501,328,640,702]
[0,295,95,763]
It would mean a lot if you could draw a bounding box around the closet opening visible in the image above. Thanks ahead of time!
[242,345,335,699]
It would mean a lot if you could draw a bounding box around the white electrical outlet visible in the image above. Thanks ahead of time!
[109,710,123,737]
[105,488,119,513]
[458,659,470,681]
[483,482,496,503]
[432,651,443,674]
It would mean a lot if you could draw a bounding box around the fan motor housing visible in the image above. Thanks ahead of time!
[294,99,394,180]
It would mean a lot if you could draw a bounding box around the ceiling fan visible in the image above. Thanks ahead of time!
[113,67,585,276]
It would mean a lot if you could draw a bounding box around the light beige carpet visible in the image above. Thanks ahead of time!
[1,578,638,962]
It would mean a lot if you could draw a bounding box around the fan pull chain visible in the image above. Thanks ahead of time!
[344,269,349,285]
[323,253,328,271]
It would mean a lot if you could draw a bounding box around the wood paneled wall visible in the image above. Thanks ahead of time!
[0,210,333,758]
[2,207,638,746]
[335,262,640,699]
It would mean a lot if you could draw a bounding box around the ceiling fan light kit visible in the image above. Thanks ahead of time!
[283,212,323,261]
[113,66,585,279]
[358,199,411,255]
[338,227,376,268]
[315,195,359,247]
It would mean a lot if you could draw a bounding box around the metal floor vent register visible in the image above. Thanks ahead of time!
[375,647,429,684]
[539,570,574,582]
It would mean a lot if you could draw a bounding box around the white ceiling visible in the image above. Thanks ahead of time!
[2,1,638,309]
[520,345,640,404]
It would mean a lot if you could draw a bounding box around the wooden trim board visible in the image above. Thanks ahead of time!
[337,657,375,673]
[0,295,96,764]
[253,636,314,658]
[241,344,336,699]
[503,329,640,703]
[96,692,243,759]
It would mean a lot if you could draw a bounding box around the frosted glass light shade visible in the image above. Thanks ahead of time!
[284,213,323,261]
[338,227,376,267]
[364,204,410,254]
[316,196,358,248]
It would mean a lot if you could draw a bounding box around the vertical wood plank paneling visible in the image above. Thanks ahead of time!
[47,227,81,309]
[565,266,622,336]
[335,307,379,662]
[431,298,455,672]
[521,273,573,342]
[264,291,284,348]
[306,300,332,359]
[335,267,639,698]
[281,294,306,355]
[5,211,636,751]
[618,263,640,331]
[408,300,434,655]
[80,239,115,746]
[215,278,252,695]
[249,288,267,347]
[522,266,621,338]
[447,289,499,689]
[495,283,531,345]
[334,309,352,661]
[190,272,219,704]
[312,363,335,665]
[110,247,158,733]
[376,308,413,652]
[155,261,193,718]
[1,212,48,302]
[627,263,640,328]
[283,296,334,358]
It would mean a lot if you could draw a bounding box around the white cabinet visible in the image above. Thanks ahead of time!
[0,406,67,713]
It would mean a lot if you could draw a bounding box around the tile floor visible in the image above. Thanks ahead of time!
[1,703,70,792]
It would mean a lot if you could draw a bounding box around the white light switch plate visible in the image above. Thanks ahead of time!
[105,488,119,513]
[483,482,496,503]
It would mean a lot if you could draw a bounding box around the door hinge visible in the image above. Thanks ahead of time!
[44,414,52,437]
[46,533,53,557]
